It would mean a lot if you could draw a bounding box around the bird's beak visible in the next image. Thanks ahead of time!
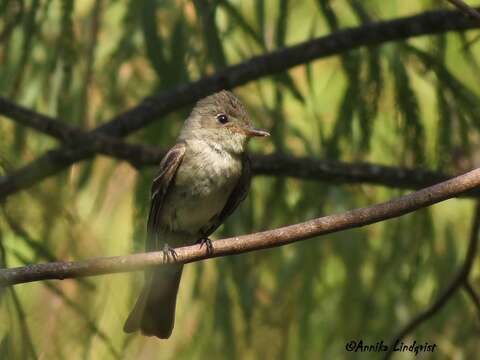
[245,128,270,137]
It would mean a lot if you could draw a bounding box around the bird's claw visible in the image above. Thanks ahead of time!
[162,244,178,262]
[197,236,214,255]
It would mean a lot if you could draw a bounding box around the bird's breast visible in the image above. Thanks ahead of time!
[160,140,243,234]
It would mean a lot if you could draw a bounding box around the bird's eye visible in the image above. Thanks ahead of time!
[216,114,229,124]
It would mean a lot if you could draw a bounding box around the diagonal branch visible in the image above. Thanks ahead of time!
[53,6,480,139]
[463,281,480,322]
[1,6,480,201]
[1,167,480,286]
[383,199,480,359]
[446,0,480,22]
[0,97,84,142]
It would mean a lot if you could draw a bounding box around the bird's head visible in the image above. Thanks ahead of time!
[179,90,269,154]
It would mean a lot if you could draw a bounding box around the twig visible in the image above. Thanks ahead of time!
[1,167,480,286]
[446,0,480,23]
[463,281,480,321]
[1,6,480,200]
[383,200,480,359]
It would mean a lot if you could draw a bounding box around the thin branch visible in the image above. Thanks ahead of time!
[250,154,480,197]
[446,0,480,22]
[1,6,480,200]
[1,167,480,286]
[384,199,480,359]
[0,97,90,142]
[463,281,480,322]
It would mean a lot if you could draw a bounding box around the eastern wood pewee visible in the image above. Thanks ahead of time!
[123,90,269,339]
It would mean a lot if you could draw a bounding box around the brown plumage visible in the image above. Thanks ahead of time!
[124,90,268,339]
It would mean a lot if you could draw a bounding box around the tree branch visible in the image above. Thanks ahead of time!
[384,199,480,359]
[250,154,480,197]
[1,6,480,200]
[2,97,480,198]
[446,0,480,22]
[463,281,480,322]
[1,167,480,286]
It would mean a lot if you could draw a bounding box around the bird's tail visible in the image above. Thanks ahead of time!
[123,264,183,339]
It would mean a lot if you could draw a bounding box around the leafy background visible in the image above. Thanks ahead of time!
[1,0,480,359]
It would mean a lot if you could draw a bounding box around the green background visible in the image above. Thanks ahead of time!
[1,0,479,359]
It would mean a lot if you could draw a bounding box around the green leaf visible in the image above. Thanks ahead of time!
[169,16,189,84]
[390,48,425,164]
[194,0,226,70]
[218,0,264,48]
[140,0,168,81]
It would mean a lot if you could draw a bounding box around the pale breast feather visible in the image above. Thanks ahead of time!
[162,139,243,233]
[147,139,250,242]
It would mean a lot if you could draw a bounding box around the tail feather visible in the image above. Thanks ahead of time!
[124,265,183,339]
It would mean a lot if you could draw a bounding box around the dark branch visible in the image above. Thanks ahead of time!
[463,281,480,322]
[1,167,480,286]
[446,0,480,23]
[2,98,480,198]
[251,154,480,197]
[384,199,480,359]
[0,97,83,142]
[65,6,480,139]
[1,6,480,200]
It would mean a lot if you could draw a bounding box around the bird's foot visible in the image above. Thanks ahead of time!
[197,236,214,255]
[162,244,178,262]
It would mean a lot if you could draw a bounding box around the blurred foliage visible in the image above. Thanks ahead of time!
[1,0,480,359]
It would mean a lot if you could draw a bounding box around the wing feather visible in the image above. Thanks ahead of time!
[146,142,186,250]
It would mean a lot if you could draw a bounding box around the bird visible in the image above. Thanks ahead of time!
[123,90,269,339]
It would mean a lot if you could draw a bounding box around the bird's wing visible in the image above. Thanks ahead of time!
[203,153,252,237]
[146,141,186,251]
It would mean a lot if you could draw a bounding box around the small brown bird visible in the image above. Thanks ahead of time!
[123,90,269,339]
